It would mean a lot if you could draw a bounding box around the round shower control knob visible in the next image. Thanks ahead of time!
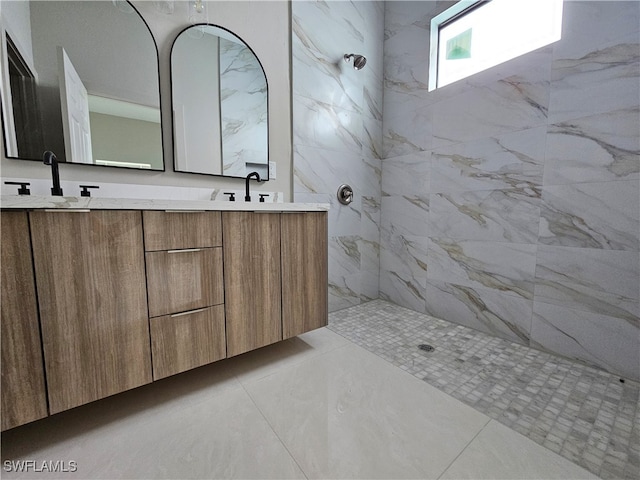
[337,184,354,205]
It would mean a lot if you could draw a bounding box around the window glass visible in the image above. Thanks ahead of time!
[430,0,563,90]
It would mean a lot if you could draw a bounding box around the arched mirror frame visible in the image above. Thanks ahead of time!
[0,0,165,172]
[169,23,269,180]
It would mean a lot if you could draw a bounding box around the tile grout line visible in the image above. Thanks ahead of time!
[435,417,493,480]
[239,380,310,480]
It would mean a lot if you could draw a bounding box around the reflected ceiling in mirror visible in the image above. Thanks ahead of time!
[171,24,268,178]
[0,0,163,170]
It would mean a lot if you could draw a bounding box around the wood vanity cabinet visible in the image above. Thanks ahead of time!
[29,210,152,414]
[1,206,327,428]
[281,212,328,339]
[223,212,282,357]
[222,211,328,355]
[1,212,48,430]
[143,211,226,380]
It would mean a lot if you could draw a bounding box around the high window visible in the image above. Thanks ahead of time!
[429,0,563,90]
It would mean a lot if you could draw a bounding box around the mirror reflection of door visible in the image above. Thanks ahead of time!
[0,1,163,171]
[58,47,93,164]
[6,35,43,159]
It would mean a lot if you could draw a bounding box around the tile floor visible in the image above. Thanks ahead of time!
[1,316,596,479]
[328,300,640,480]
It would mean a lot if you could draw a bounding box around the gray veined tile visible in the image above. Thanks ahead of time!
[430,126,546,194]
[363,116,383,160]
[293,145,363,195]
[329,273,361,313]
[531,302,640,382]
[380,195,430,241]
[430,189,541,244]
[382,107,431,159]
[539,180,639,251]
[427,239,538,300]
[430,72,549,148]
[379,268,427,315]
[329,235,361,279]
[360,195,380,242]
[292,1,365,114]
[381,152,431,197]
[549,31,640,124]
[359,237,380,274]
[293,95,363,154]
[380,234,429,280]
[543,107,640,185]
[556,1,640,59]
[534,246,640,324]
[425,279,533,346]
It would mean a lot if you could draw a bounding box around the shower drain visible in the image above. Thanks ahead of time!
[418,344,434,352]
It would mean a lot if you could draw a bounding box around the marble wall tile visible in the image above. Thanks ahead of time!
[531,301,640,381]
[382,108,432,159]
[430,127,546,193]
[549,32,640,124]
[430,72,550,148]
[360,271,380,303]
[360,156,382,198]
[380,195,430,241]
[430,189,541,244]
[379,268,427,314]
[381,152,431,197]
[428,239,538,301]
[543,107,640,185]
[539,180,639,251]
[359,237,380,275]
[293,145,363,194]
[329,273,361,313]
[292,1,364,113]
[425,279,533,345]
[329,235,361,280]
[293,95,363,154]
[361,195,381,242]
[556,1,640,57]
[534,246,639,324]
[363,116,383,160]
[327,194,361,238]
[381,234,429,281]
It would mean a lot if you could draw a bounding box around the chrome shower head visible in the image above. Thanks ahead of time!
[344,53,367,70]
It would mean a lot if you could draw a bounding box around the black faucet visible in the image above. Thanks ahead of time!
[43,151,63,196]
[245,171,262,202]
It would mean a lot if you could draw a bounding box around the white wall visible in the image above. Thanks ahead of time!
[1,0,292,200]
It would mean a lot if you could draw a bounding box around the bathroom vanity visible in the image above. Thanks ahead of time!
[0,197,328,430]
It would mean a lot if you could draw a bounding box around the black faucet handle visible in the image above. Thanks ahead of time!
[223,192,236,202]
[4,181,31,195]
[79,185,99,197]
[259,194,269,203]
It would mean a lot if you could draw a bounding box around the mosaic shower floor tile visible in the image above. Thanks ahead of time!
[328,300,640,479]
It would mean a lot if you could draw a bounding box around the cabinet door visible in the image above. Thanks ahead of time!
[150,305,226,380]
[30,210,152,414]
[223,212,281,357]
[1,212,48,430]
[145,247,224,317]
[281,212,328,339]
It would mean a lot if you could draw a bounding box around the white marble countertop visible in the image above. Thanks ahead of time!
[0,195,329,212]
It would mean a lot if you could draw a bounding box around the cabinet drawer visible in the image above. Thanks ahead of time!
[150,305,226,380]
[143,211,222,251]
[146,247,223,317]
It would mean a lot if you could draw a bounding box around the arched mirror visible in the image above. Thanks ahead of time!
[0,0,163,170]
[171,24,268,178]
